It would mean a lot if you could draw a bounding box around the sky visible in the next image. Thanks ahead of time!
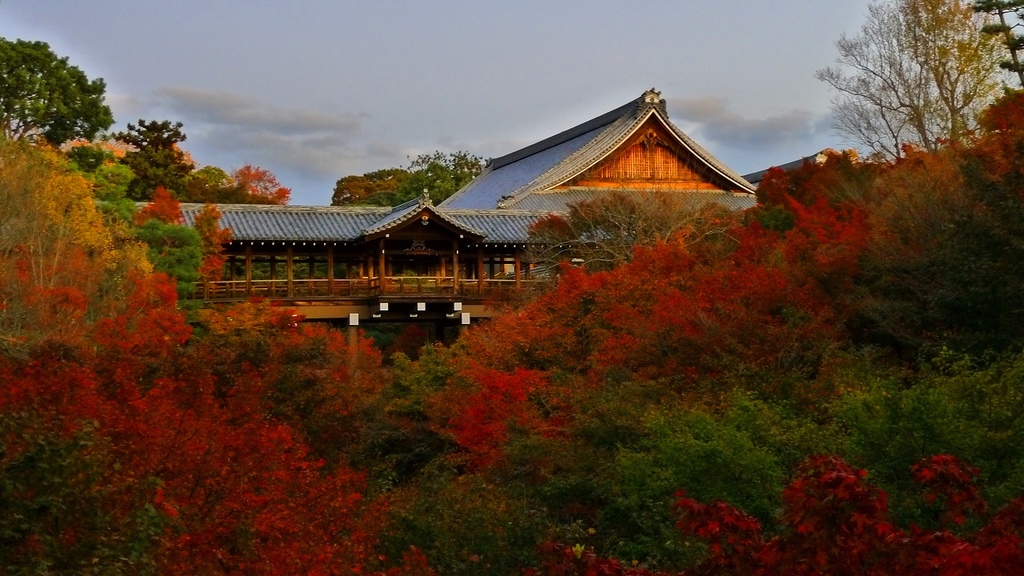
[1,1,876,205]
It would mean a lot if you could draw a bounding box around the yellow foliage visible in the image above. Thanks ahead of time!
[0,140,151,341]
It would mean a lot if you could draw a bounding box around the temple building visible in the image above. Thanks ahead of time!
[181,89,756,328]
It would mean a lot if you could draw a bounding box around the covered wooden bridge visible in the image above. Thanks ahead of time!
[181,196,544,327]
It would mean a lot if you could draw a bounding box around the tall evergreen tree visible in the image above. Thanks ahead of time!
[974,0,1024,86]
[114,119,194,201]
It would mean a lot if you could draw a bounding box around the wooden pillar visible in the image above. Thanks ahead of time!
[515,247,522,290]
[308,252,315,296]
[452,240,460,294]
[378,239,386,293]
[286,245,294,298]
[327,245,335,296]
[477,247,484,295]
[269,255,277,294]
[245,245,253,297]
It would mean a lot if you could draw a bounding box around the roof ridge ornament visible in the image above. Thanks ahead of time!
[420,188,433,207]
[640,88,668,117]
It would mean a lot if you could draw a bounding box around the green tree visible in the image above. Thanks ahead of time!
[817,0,1001,158]
[974,0,1024,86]
[114,119,194,201]
[332,168,410,205]
[133,187,202,298]
[0,38,114,144]
[66,143,136,202]
[180,165,247,203]
[397,151,483,205]
[331,151,482,207]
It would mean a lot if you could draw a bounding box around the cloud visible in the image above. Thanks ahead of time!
[114,86,413,178]
[667,96,831,150]
[153,87,363,135]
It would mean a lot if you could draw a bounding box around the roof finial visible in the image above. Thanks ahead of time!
[640,88,668,117]
[420,188,432,206]
[643,88,662,104]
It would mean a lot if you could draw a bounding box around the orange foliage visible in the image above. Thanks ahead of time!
[233,164,291,205]
[63,137,130,158]
[135,185,183,224]
[193,203,233,281]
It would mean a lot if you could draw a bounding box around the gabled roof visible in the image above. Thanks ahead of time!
[440,89,756,211]
[179,195,491,244]
[361,193,485,241]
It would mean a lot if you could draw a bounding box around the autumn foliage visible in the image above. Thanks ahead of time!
[233,163,291,204]
[9,91,1024,573]
[0,144,423,573]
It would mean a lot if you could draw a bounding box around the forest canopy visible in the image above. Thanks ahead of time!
[8,7,1024,573]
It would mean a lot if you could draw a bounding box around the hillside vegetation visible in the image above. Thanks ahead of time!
[5,92,1024,574]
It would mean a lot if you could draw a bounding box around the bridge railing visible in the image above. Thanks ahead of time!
[192,277,546,301]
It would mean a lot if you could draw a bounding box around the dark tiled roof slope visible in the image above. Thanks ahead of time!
[444,210,545,244]
[741,150,833,186]
[441,127,606,210]
[180,204,389,242]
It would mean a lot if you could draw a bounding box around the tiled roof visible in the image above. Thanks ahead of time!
[741,150,833,186]
[362,195,485,238]
[180,204,389,242]
[179,203,510,243]
[440,127,606,210]
[444,210,545,244]
[440,89,756,212]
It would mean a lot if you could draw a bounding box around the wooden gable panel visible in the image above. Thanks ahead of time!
[564,120,729,191]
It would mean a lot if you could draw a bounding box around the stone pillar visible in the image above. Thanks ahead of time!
[347,312,360,378]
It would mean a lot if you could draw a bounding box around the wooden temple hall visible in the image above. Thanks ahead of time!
[181,89,757,329]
